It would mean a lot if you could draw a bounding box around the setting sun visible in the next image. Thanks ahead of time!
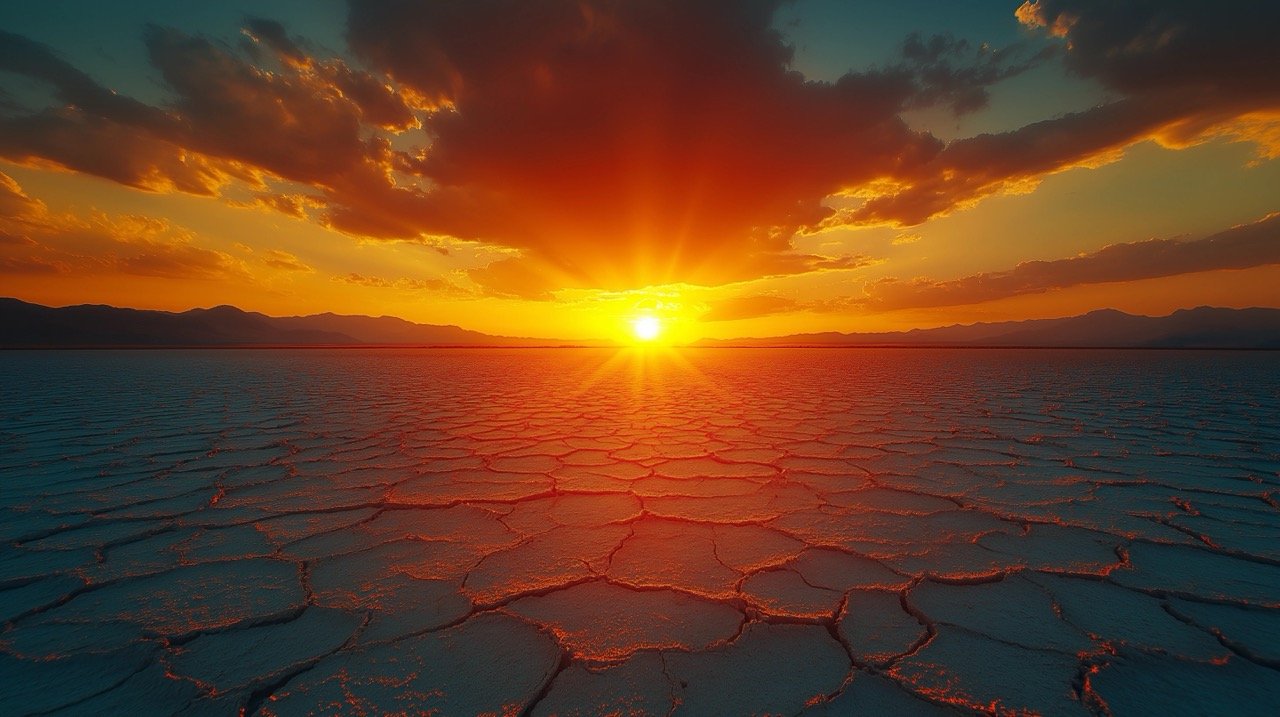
[1,3,1278,715]
[631,315,662,342]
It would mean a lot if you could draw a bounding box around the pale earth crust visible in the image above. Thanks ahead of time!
[1,348,1278,715]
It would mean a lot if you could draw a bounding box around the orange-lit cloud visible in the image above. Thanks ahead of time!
[0,3,1048,292]
[0,1,1277,330]
[259,249,313,274]
[867,213,1280,309]
[855,1,1280,226]
[343,0,947,289]
[0,171,245,280]
[336,272,469,296]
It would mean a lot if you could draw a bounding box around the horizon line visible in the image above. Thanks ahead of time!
[5,296,1278,345]
[3,344,1278,352]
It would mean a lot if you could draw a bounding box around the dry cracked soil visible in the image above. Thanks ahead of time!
[1,348,1279,715]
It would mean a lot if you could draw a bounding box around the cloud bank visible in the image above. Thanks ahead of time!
[868,214,1280,309]
[0,1,1277,295]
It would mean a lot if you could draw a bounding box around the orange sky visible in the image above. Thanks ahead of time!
[1,1,1278,342]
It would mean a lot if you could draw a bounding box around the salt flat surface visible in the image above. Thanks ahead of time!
[1,348,1278,715]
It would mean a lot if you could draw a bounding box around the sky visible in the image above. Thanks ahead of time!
[1,0,1278,342]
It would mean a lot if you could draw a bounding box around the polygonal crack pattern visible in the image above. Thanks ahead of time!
[1,348,1279,715]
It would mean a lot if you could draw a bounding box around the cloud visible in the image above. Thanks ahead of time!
[2,2,1274,294]
[851,98,1180,225]
[0,109,241,196]
[0,171,38,216]
[0,171,246,280]
[866,213,1280,309]
[143,26,382,186]
[109,236,242,279]
[0,26,418,209]
[340,0,960,289]
[0,255,63,274]
[232,192,325,219]
[241,17,308,65]
[260,249,313,273]
[701,294,799,322]
[854,1,1280,226]
[461,248,872,299]
[1015,0,1280,99]
[0,30,241,195]
[0,30,168,127]
[335,271,469,295]
[898,32,1054,115]
[0,4,986,291]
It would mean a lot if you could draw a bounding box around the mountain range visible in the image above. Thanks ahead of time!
[2,298,1278,348]
[695,307,1280,348]
[0,298,558,347]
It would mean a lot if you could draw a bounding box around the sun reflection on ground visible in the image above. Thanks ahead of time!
[5,350,1277,715]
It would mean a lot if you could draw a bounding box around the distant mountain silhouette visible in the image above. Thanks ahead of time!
[2,299,1277,348]
[697,307,1280,348]
[0,299,559,347]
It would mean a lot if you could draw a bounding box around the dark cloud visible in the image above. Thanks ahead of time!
[239,17,415,130]
[857,1,1280,226]
[0,32,231,194]
[321,63,416,130]
[344,0,941,289]
[128,27,478,243]
[0,30,168,128]
[241,17,307,65]
[0,26,419,208]
[0,5,1039,291]
[144,26,369,185]
[3,2,1271,293]
[867,213,1280,309]
[0,109,236,195]
[852,97,1181,225]
[1016,0,1280,98]
[899,33,1054,115]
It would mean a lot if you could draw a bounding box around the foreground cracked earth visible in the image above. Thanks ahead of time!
[2,348,1279,715]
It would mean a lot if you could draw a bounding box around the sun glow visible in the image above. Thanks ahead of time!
[631,315,662,342]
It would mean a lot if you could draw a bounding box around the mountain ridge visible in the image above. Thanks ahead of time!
[695,306,1280,348]
[0,298,565,347]
[2,298,1278,348]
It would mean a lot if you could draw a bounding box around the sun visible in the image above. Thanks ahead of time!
[631,315,662,342]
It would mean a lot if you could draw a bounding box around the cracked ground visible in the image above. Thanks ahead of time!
[2,348,1279,716]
